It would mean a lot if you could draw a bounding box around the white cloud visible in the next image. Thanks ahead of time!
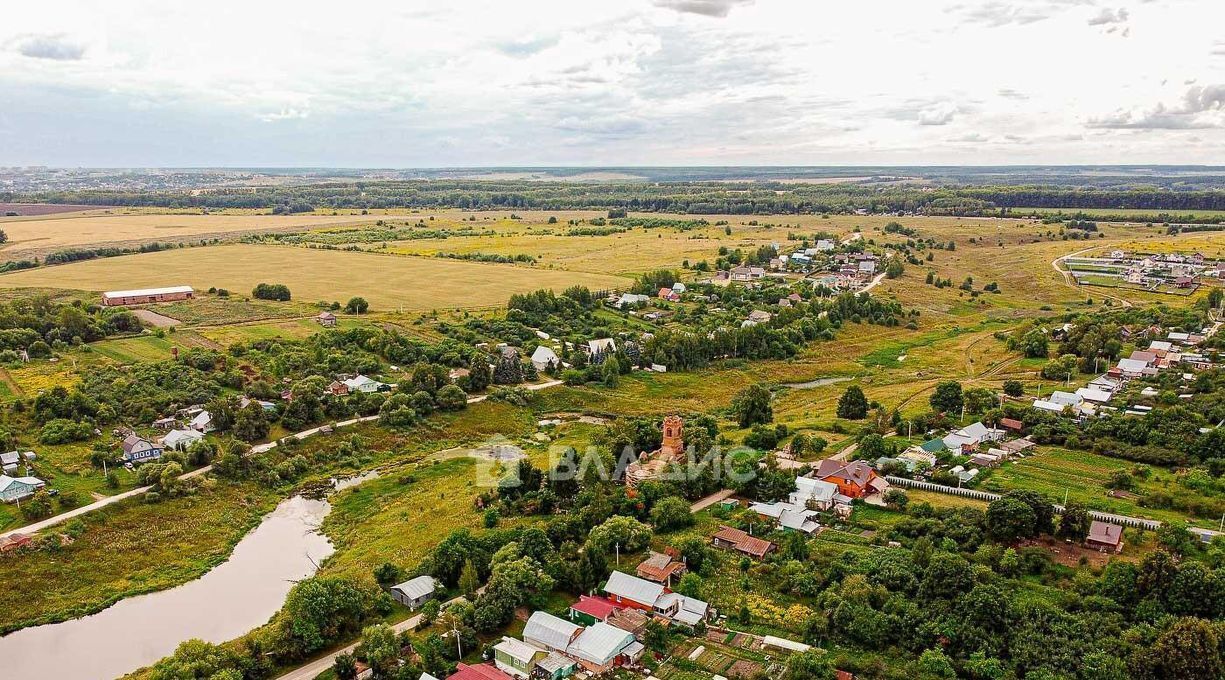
[1087,7,1129,25]
[0,0,1223,165]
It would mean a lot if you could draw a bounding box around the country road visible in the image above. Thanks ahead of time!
[2,380,565,540]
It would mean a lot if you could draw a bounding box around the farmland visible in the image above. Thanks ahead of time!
[0,243,633,310]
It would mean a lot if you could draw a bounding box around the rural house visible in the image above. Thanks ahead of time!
[524,611,583,654]
[815,459,889,499]
[566,621,642,673]
[530,346,561,372]
[389,575,437,610]
[1086,521,1124,553]
[0,451,19,474]
[635,550,686,584]
[121,434,164,463]
[316,311,337,327]
[343,374,386,393]
[569,595,622,625]
[492,637,548,679]
[711,525,777,559]
[447,663,515,680]
[0,475,45,503]
[162,428,205,452]
[191,410,215,433]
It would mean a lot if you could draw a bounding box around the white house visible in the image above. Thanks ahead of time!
[1116,358,1150,378]
[0,451,18,474]
[343,374,385,393]
[191,410,215,433]
[530,346,561,372]
[942,422,1003,452]
[162,428,206,451]
[1048,391,1083,408]
[615,293,650,309]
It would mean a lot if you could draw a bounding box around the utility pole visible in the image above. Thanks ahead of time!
[614,542,620,566]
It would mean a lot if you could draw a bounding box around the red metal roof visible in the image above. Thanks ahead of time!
[448,663,515,680]
[570,595,622,620]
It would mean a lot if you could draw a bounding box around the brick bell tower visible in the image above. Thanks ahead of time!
[660,415,684,457]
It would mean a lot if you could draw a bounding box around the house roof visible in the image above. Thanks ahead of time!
[1000,418,1024,430]
[121,434,155,454]
[390,575,436,601]
[603,570,664,607]
[712,526,775,557]
[1048,391,1082,407]
[1087,521,1123,546]
[794,476,837,502]
[1129,350,1158,363]
[531,346,559,363]
[492,637,545,664]
[449,663,515,680]
[191,411,213,428]
[588,338,617,354]
[816,459,875,486]
[0,451,19,465]
[1117,358,1149,373]
[921,438,947,452]
[0,475,44,493]
[536,653,575,674]
[636,552,685,582]
[1032,399,1065,413]
[103,285,193,298]
[570,595,621,621]
[566,622,635,665]
[524,611,582,651]
[163,429,204,446]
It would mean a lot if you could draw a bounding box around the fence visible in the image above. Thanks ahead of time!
[886,476,1163,530]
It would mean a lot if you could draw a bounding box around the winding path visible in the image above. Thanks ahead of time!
[1050,246,1133,308]
[1,380,565,540]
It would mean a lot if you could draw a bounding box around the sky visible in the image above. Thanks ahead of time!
[2,0,1223,167]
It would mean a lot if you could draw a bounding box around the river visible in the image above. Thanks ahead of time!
[0,495,334,680]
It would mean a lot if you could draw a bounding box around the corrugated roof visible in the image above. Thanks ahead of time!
[493,636,545,663]
[391,575,436,601]
[566,622,634,665]
[604,571,664,607]
[103,286,194,298]
[524,611,581,651]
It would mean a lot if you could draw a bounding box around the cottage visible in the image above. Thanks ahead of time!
[746,310,772,324]
[657,287,680,302]
[316,311,337,327]
[1116,358,1150,378]
[389,575,437,610]
[343,374,385,393]
[1075,387,1114,404]
[162,428,205,452]
[615,293,650,309]
[569,595,622,625]
[602,571,665,611]
[152,416,178,430]
[492,637,548,679]
[1085,521,1124,553]
[711,525,776,559]
[1048,391,1083,408]
[815,459,888,498]
[899,447,939,468]
[191,410,215,433]
[531,346,561,372]
[0,450,19,473]
[636,551,686,584]
[524,611,583,653]
[566,622,641,674]
[999,418,1024,433]
[121,434,164,463]
[942,422,1004,452]
[0,475,45,503]
[448,663,515,680]
[749,500,821,534]
[730,266,766,281]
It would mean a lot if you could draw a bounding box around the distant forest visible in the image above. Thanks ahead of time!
[8,180,1225,222]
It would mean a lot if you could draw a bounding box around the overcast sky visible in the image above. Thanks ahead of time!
[2,0,1223,167]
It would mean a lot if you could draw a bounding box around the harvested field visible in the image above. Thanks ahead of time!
[0,212,382,256]
[0,244,632,311]
[0,203,109,217]
[130,308,181,327]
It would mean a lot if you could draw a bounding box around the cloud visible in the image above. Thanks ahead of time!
[1087,7,1129,25]
[259,107,309,122]
[997,88,1028,100]
[1213,41,1225,56]
[8,33,85,61]
[652,0,754,18]
[1087,85,1225,129]
[948,132,990,142]
[956,2,1056,27]
[918,102,961,125]
[495,35,560,57]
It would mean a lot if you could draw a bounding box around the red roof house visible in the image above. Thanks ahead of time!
[1085,521,1124,553]
[448,663,516,680]
[569,595,622,624]
[815,459,888,499]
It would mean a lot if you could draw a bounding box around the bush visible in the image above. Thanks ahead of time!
[252,283,292,301]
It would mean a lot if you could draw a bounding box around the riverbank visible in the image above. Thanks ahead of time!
[0,495,333,680]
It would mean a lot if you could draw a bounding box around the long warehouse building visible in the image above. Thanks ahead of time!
[101,286,194,306]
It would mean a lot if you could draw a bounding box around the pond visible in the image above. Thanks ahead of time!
[0,495,333,680]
